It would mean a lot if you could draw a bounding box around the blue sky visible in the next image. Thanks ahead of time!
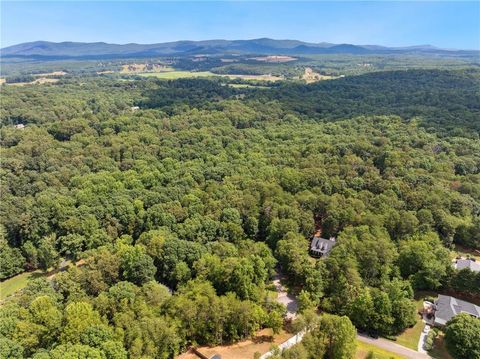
[1,1,479,49]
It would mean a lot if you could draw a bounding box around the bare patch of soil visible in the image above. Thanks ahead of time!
[193,329,292,359]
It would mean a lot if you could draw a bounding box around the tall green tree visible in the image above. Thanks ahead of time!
[445,313,480,359]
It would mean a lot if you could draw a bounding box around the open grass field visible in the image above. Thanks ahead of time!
[249,55,298,63]
[139,71,284,82]
[139,71,216,79]
[33,71,67,77]
[0,270,44,300]
[222,74,283,81]
[0,259,78,301]
[6,78,60,86]
[227,83,270,89]
[355,340,406,359]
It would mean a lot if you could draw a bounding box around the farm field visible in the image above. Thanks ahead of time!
[33,71,67,77]
[2,77,60,86]
[227,83,270,89]
[139,71,284,81]
[222,73,283,81]
[249,55,297,63]
[139,71,216,79]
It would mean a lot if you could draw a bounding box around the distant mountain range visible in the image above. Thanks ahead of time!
[1,38,477,59]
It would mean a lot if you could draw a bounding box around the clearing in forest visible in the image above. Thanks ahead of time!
[139,71,283,81]
[139,71,216,79]
[192,328,292,359]
[301,67,340,83]
[250,55,297,63]
[120,63,174,73]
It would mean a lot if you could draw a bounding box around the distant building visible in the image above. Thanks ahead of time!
[310,236,336,258]
[14,124,25,129]
[130,106,140,112]
[454,258,480,272]
[433,294,480,326]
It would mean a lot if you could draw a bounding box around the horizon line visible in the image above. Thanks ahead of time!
[2,37,479,52]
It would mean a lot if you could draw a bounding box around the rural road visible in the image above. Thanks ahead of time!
[357,333,432,359]
[272,272,299,319]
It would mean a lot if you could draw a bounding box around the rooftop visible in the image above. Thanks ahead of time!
[310,236,336,257]
[434,294,480,326]
[454,258,480,272]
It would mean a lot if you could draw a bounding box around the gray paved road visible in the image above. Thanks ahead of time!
[357,333,431,359]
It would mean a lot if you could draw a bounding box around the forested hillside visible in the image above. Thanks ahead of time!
[1,69,479,358]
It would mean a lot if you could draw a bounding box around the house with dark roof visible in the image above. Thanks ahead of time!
[310,236,336,258]
[433,294,480,326]
[453,258,480,272]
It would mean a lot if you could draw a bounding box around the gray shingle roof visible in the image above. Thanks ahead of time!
[454,258,480,272]
[310,236,336,256]
[434,294,480,326]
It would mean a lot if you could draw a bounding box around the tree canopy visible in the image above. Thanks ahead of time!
[1,68,479,358]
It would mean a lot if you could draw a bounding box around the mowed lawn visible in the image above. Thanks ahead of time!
[392,293,429,350]
[0,270,44,300]
[355,340,406,359]
[429,333,453,359]
[139,71,216,79]
[392,291,453,358]
[0,261,70,300]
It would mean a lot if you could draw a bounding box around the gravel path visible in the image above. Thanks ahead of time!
[272,273,299,319]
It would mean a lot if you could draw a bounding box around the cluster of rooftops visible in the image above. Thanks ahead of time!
[430,258,480,326]
[309,235,480,328]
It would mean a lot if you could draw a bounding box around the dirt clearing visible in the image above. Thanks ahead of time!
[192,329,292,359]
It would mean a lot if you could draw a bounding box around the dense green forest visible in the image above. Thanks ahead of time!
[1,68,479,358]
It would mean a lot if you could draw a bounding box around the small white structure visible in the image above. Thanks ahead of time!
[14,124,25,129]
[130,106,140,112]
[453,258,480,272]
[260,330,308,359]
